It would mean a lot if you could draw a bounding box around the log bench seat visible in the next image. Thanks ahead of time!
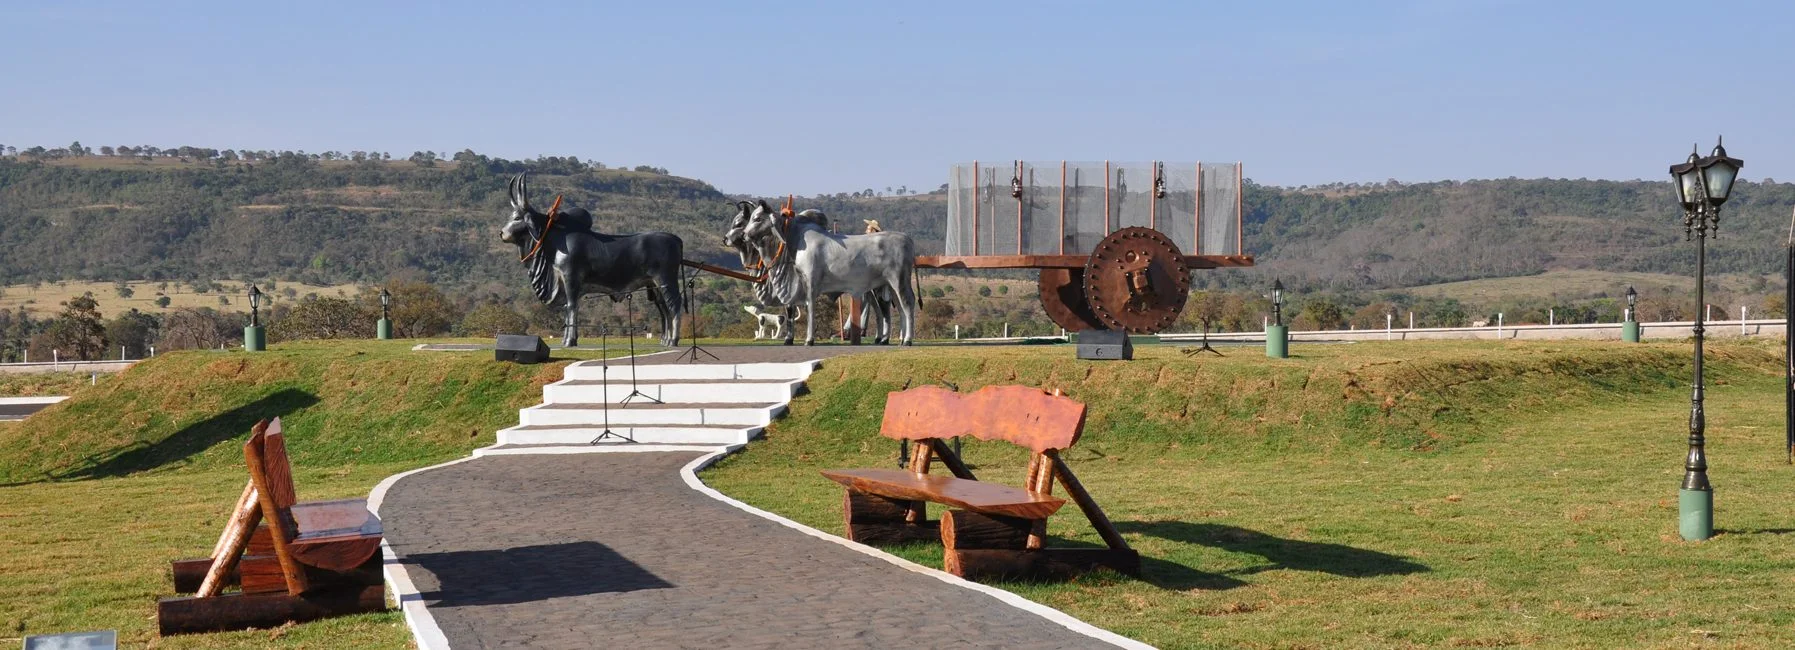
[820,468,1066,520]
[822,385,1138,580]
[158,418,386,635]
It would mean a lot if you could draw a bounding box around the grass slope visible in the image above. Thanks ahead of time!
[0,341,619,648]
[703,341,1795,649]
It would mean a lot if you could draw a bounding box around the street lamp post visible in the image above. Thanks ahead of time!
[245,285,266,352]
[1266,279,1288,359]
[377,288,393,340]
[1623,286,1641,343]
[1669,137,1743,541]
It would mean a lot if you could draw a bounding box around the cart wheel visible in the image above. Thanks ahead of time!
[1083,227,1191,334]
[1038,268,1105,333]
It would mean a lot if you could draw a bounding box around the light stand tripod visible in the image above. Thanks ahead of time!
[617,290,661,406]
[589,314,635,444]
[674,266,718,363]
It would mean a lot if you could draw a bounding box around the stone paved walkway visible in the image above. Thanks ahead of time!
[380,451,1116,649]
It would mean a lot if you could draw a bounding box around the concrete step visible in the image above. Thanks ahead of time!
[519,402,786,427]
[542,378,803,404]
[561,360,816,382]
[497,424,761,446]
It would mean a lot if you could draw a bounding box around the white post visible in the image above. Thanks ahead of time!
[150,346,155,358]
[1549,308,1554,326]
[1706,304,1713,321]
[1742,306,1748,335]
[1497,313,1503,339]
[120,345,126,360]
[1409,312,1414,329]
[52,349,58,370]
[1386,313,1392,340]
[954,324,959,340]
[22,350,26,364]
[1002,323,1009,338]
[1263,315,1268,331]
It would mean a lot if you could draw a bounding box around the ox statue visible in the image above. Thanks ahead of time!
[499,173,684,347]
[735,200,917,345]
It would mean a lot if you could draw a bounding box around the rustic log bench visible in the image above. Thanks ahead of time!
[822,385,1139,580]
[158,418,386,635]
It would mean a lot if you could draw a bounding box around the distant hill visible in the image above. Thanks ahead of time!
[2,152,1792,297]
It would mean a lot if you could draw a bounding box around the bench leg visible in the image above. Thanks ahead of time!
[941,509,1140,580]
[157,584,386,635]
[843,490,937,545]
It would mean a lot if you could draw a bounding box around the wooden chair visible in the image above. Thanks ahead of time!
[158,418,386,635]
[822,385,1139,580]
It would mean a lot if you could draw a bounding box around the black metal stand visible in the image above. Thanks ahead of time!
[589,319,635,444]
[1184,323,1222,356]
[674,266,718,363]
[618,291,661,406]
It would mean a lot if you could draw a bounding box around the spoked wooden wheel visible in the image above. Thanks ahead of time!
[1082,227,1190,334]
[1038,268,1105,333]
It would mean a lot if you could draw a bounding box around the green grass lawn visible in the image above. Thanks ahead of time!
[702,341,1795,649]
[0,340,625,648]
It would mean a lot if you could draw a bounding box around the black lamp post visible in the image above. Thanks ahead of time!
[1668,137,1743,541]
[1626,286,1637,319]
[377,287,393,340]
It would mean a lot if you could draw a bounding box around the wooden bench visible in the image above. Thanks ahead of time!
[822,385,1139,580]
[158,418,386,635]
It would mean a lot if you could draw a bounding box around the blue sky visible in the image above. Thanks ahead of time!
[2,1,1789,195]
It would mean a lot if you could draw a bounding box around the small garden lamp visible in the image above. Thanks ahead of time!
[244,285,266,352]
[376,287,393,340]
[1271,279,1285,326]
[247,285,262,327]
[1626,286,1637,319]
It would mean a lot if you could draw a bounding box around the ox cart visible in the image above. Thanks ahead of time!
[917,161,1254,334]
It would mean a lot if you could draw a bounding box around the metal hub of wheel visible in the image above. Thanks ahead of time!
[1038,268,1105,333]
[1082,227,1190,334]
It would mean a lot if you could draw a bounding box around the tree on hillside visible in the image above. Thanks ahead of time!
[105,309,159,358]
[1304,299,1345,331]
[115,282,134,299]
[374,281,461,338]
[271,297,372,340]
[159,307,240,350]
[99,146,114,156]
[45,293,107,360]
[456,304,528,337]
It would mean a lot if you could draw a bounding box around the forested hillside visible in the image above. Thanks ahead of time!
[2,150,1791,294]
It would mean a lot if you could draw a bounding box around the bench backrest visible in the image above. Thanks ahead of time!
[244,418,299,541]
[880,385,1085,453]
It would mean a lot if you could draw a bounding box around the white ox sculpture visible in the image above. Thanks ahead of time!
[735,200,917,346]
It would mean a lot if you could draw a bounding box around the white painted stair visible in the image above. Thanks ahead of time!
[494,358,818,447]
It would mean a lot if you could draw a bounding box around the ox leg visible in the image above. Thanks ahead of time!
[896,273,917,346]
[782,307,796,346]
[658,279,682,347]
[803,287,817,346]
[561,273,581,348]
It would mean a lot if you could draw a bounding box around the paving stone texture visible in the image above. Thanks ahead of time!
[381,451,1113,649]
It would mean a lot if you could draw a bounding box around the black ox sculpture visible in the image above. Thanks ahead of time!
[499,173,684,347]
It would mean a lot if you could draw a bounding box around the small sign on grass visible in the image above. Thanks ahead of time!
[22,630,116,650]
